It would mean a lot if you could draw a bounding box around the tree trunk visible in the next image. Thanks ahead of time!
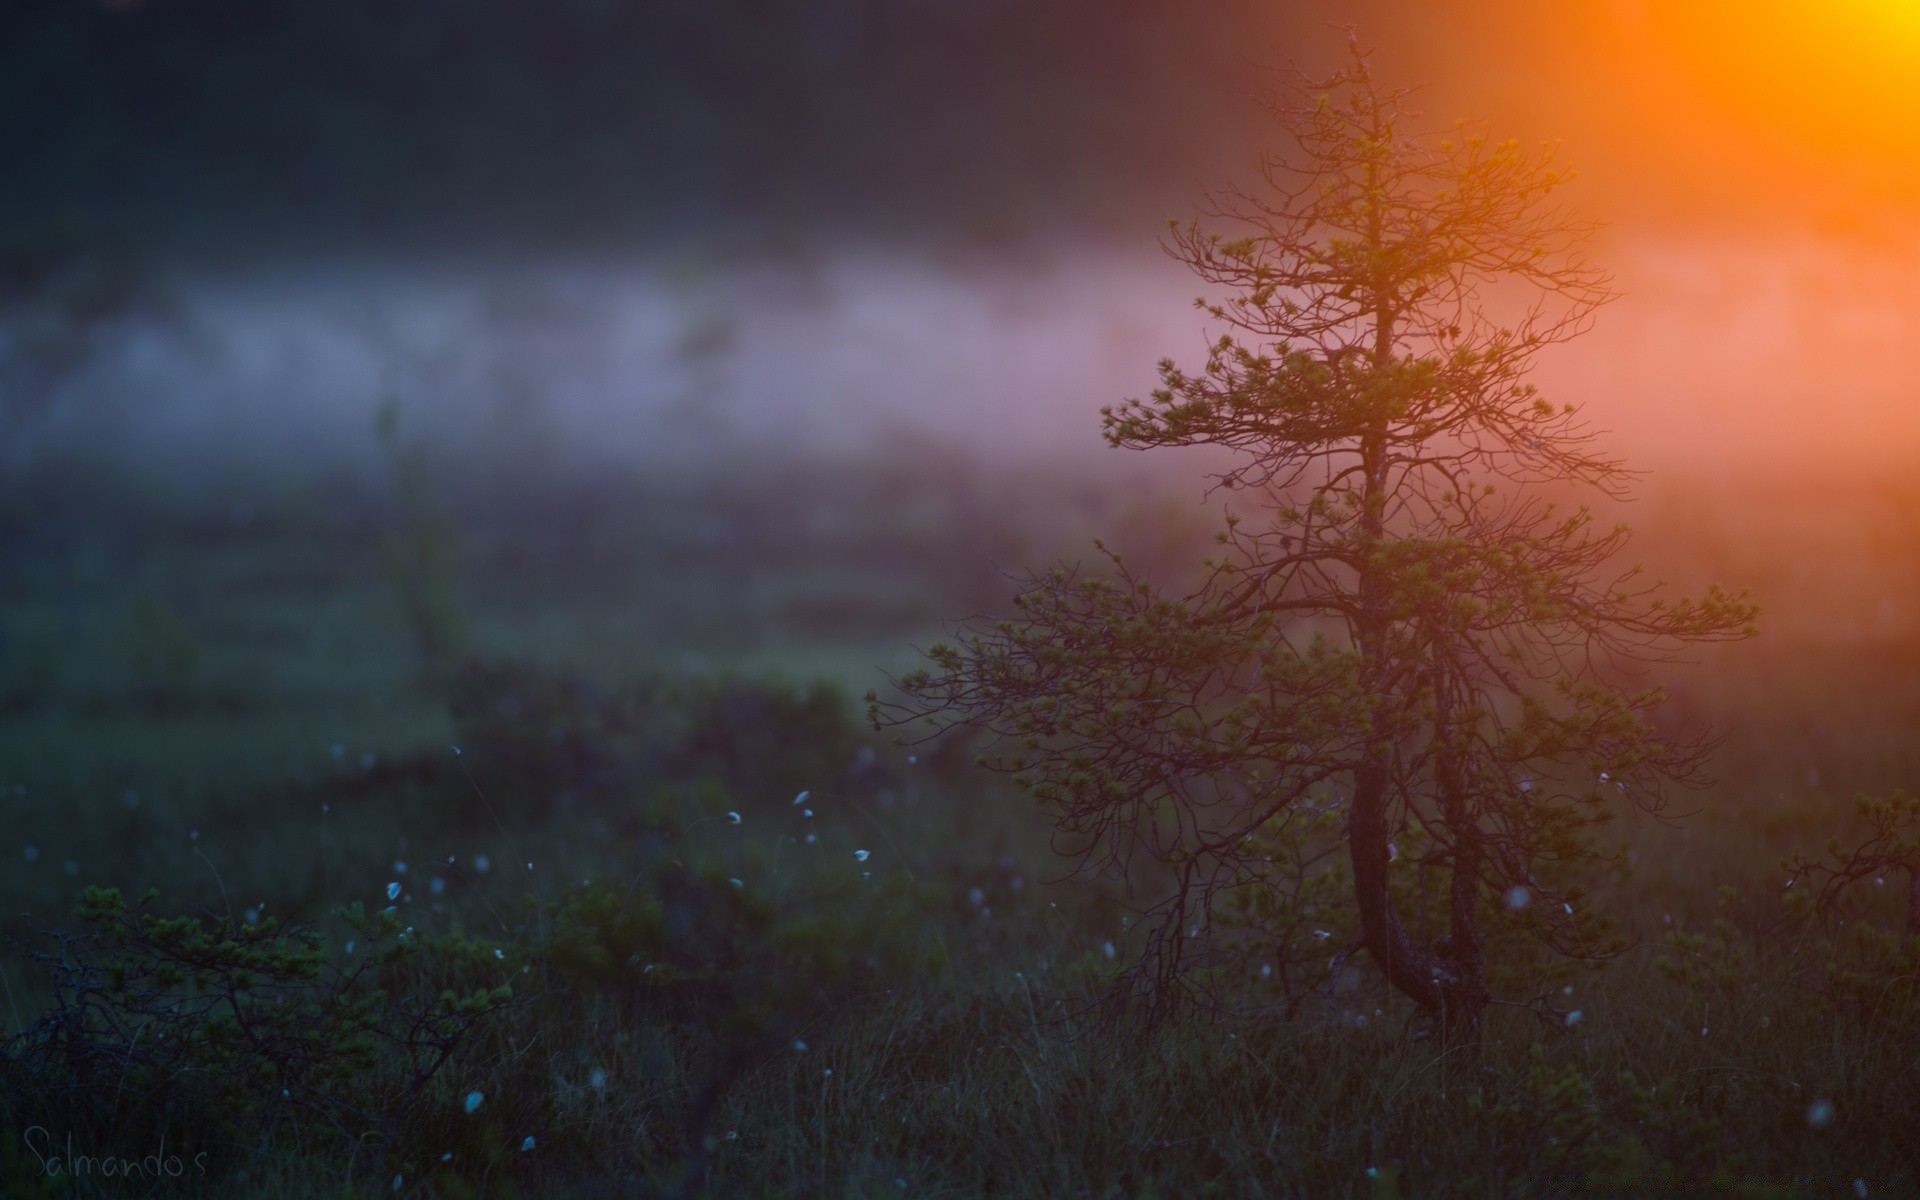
[1348,763,1489,1044]
[1344,135,1490,1044]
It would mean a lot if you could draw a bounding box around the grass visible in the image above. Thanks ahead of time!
[2,450,1919,1196]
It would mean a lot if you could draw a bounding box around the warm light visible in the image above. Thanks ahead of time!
[1473,0,1920,229]
[1658,2,1920,129]
[1846,1,1920,39]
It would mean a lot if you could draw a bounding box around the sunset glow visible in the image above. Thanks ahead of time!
[1337,1,1920,234]
[7,9,1920,1189]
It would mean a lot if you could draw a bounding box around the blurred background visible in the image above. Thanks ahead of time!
[3,0,1918,901]
[8,9,1920,1189]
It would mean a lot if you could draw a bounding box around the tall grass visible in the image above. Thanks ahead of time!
[2,458,1917,1196]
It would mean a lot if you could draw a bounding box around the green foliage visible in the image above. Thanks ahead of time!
[541,858,921,1043]
[1777,790,1920,1035]
[878,45,1758,1035]
[1212,799,1356,1009]
[1468,1043,1764,1193]
[0,887,513,1179]
[447,657,868,822]
[1786,790,1920,932]
[1471,1043,1609,1179]
[7,654,1920,1194]
[0,674,927,1193]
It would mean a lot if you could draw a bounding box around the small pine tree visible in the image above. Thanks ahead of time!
[875,43,1756,1042]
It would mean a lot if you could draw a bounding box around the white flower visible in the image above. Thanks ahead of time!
[386,882,401,901]
[854,849,870,862]
[793,790,810,806]
[1565,1010,1582,1027]
[521,1136,535,1152]
[1102,942,1116,959]
[794,1040,808,1052]
[726,811,741,825]
[465,1091,484,1114]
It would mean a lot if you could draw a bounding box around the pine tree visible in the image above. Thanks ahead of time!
[874,44,1756,1043]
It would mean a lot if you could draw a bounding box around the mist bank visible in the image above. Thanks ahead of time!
[4,231,1917,698]
[9,229,1915,506]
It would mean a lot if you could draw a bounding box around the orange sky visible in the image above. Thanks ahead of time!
[1274,0,1920,239]
[1205,2,1919,473]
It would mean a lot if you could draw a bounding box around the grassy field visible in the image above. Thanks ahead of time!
[2,448,1918,1197]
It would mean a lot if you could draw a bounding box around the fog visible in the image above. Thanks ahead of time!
[8,9,1920,1191]
[12,1,1920,501]
[6,0,1920,664]
[22,227,1920,505]
[46,244,1202,486]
